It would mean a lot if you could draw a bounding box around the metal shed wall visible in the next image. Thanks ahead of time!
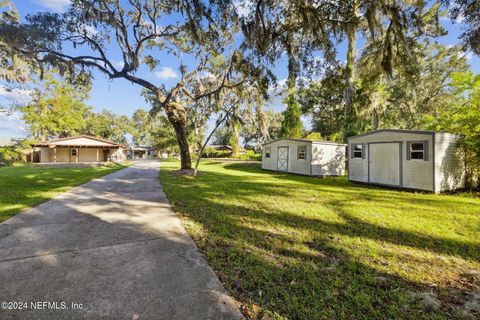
[348,131,435,191]
[262,140,312,175]
[311,143,346,176]
[434,133,465,192]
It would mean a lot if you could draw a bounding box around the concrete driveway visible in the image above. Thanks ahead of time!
[0,160,243,320]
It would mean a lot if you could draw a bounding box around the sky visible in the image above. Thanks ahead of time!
[0,0,478,139]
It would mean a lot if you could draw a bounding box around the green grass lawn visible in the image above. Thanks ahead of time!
[0,163,128,222]
[160,160,480,320]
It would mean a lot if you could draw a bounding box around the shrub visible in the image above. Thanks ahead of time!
[0,147,25,165]
[237,150,262,161]
[202,147,232,158]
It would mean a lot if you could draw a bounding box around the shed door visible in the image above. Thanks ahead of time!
[277,147,288,172]
[369,143,401,186]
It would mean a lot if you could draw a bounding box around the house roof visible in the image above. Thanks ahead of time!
[347,129,443,140]
[205,145,247,151]
[31,135,124,148]
[262,138,347,146]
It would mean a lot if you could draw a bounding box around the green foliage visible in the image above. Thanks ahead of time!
[228,120,241,155]
[212,119,241,156]
[424,71,480,186]
[83,110,131,144]
[447,0,480,55]
[149,114,181,153]
[236,150,262,161]
[17,72,91,140]
[298,67,345,140]
[240,108,283,146]
[301,42,473,143]
[0,146,24,164]
[279,94,304,138]
[212,126,231,146]
[303,132,323,141]
[202,147,232,158]
[130,108,152,146]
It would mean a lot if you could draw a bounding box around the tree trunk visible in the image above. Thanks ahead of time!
[371,108,379,130]
[286,34,297,97]
[162,99,192,170]
[170,120,192,169]
[344,21,357,138]
[194,106,235,176]
[279,32,303,138]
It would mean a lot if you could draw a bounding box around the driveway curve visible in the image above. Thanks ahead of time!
[0,160,243,320]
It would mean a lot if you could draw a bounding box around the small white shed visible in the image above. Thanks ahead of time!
[262,138,346,176]
[348,129,465,193]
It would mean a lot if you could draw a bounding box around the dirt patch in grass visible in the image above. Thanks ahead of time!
[169,169,202,176]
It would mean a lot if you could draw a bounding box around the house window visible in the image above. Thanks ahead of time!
[298,145,306,160]
[265,146,271,158]
[352,144,363,158]
[71,149,77,156]
[409,142,425,160]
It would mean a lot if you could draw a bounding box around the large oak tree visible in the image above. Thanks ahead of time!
[0,0,256,169]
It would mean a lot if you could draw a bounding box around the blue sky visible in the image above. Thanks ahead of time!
[0,0,478,139]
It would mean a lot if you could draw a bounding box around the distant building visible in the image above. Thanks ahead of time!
[30,135,128,163]
[129,147,149,159]
[204,145,247,156]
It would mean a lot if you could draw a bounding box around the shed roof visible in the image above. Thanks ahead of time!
[262,138,346,146]
[347,129,459,140]
[31,135,124,148]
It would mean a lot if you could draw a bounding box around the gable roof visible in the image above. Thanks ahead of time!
[262,138,346,146]
[347,129,439,140]
[32,135,123,148]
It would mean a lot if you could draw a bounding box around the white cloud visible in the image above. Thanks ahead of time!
[267,78,287,97]
[455,14,465,24]
[33,0,71,12]
[232,0,253,18]
[154,67,178,80]
[0,111,27,137]
[84,25,98,36]
[112,60,125,69]
[0,86,33,103]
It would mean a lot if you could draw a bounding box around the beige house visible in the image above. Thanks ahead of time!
[348,129,465,193]
[262,138,347,176]
[31,135,128,163]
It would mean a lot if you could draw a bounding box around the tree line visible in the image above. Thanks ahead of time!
[0,0,478,176]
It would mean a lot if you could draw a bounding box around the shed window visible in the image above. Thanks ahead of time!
[352,144,364,158]
[265,146,271,158]
[298,145,306,160]
[409,142,426,160]
[71,149,77,156]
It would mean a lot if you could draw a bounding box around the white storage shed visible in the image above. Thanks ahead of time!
[348,129,465,193]
[262,138,346,176]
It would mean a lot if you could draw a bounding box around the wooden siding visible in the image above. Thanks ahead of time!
[434,133,465,192]
[349,131,434,191]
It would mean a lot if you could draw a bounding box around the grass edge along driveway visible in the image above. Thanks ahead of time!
[160,160,480,320]
[0,162,129,223]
